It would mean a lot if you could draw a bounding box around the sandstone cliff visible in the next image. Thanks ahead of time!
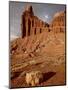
[21,5,49,38]
[50,11,66,33]
[10,5,66,88]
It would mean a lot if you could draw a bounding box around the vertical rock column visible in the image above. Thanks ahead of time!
[28,19,31,36]
[30,19,33,35]
[21,5,34,38]
[21,15,26,38]
[26,18,28,37]
[33,19,35,35]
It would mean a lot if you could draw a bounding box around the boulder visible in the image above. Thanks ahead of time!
[25,71,43,86]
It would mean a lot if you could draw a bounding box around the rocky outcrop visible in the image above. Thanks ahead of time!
[21,6,65,38]
[50,11,66,33]
[21,5,49,38]
[25,71,43,86]
[10,5,65,88]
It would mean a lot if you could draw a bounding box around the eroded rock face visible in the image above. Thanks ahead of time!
[21,6,65,38]
[25,5,34,16]
[21,5,49,38]
[50,11,66,33]
[10,5,65,88]
[25,71,43,86]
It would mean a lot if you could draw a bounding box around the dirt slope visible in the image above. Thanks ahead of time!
[10,32,65,88]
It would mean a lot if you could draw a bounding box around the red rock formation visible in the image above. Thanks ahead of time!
[21,6,65,38]
[10,6,66,88]
[21,5,49,38]
[50,11,66,33]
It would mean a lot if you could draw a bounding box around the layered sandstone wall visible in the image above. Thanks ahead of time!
[21,5,49,38]
[50,11,66,33]
[21,6,65,38]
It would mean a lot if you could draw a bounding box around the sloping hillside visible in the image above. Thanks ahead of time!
[10,31,65,88]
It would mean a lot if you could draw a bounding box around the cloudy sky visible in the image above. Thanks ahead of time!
[9,1,66,40]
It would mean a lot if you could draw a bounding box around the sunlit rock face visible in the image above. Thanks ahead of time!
[21,5,65,38]
[50,11,66,33]
[21,5,49,38]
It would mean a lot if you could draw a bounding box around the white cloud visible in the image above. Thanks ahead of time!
[45,15,49,19]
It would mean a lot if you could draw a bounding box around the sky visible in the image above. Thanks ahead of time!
[9,1,66,40]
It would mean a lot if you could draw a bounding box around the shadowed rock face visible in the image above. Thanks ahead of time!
[21,5,49,38]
